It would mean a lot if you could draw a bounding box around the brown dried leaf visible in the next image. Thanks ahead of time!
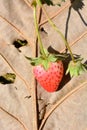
[0,0,87,130]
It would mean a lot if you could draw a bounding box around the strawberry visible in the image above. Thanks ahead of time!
[33,60,64,92]
[26,48,66,92]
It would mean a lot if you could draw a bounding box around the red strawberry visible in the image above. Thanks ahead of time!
[26,49,66,92]
[33,61,64,92]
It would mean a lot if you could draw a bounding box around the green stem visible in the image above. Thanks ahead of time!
[41,5,75,62]
[33,5,46,58]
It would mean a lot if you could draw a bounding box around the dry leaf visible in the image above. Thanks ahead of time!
[0,0,87,130]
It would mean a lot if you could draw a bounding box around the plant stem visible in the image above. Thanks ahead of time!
[41,5,75,62]
[34,5,46,58]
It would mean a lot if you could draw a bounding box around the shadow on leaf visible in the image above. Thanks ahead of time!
[70,0,84,10]
[70,0,87,26]
[65,0,86,43]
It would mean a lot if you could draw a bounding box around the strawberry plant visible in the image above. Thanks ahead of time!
[25,0,68,92]
[0,0,87,130]
[26,0,87,92]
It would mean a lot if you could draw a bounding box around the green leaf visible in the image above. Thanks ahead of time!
[0,73,16,84]
[48,54,57,62]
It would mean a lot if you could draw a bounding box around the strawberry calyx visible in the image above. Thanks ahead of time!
[66,58,87,77]
[26,49,67,70]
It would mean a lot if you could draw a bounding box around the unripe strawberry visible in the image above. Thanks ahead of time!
[33,61,64,92]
